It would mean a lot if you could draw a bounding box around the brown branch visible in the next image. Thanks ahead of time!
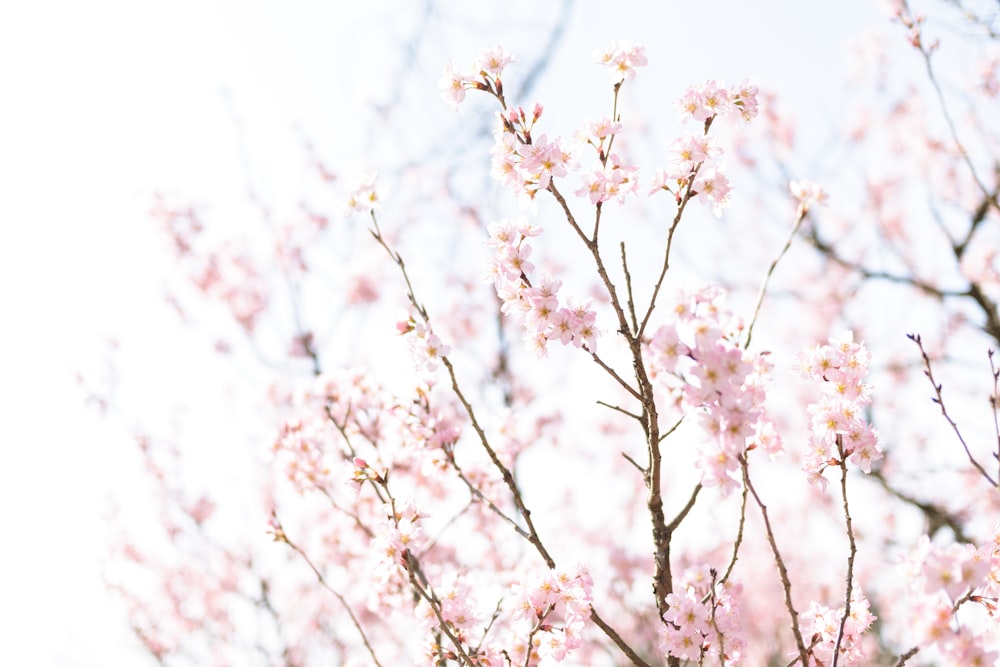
[590,609,654,667]
[405,552,477,667]
[621,240,639,335]
[371,212,646,664]
[719,481,749,585]
[545,181,673,624]
[831,436,857,667]
[739,455,809,665]
[893,646,921,666]
[666,483,702,532]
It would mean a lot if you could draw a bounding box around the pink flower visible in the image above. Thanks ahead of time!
[800,588,876,665]
[474,46,514,77]
[669,133,718,167]
[648,323,689,375]
[343,173,382,215]
[519,134,568,189]
[439,62,471,108]
[693,168,732,215]
[789,179,829,213]
[676,81,725,122]
[593,40,648,81]
[796,332,882,479]
[575,153,639,205]
[729,80,760,121]
[583,116,622,141]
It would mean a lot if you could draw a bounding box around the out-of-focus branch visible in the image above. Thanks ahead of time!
[868,468,972,542]
[941,0,1000,40]
[990,349,1000,483]
[803,217,1000,346]
[269,514,385,667]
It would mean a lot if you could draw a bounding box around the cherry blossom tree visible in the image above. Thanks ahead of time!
[89,1,1000,665]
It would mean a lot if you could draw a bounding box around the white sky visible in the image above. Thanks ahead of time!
[0,1,887,663]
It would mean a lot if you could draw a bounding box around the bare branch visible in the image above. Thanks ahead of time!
[908,333,998,486]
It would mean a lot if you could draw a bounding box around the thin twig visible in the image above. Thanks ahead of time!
[597,399,643,421]
[719,481,749,585]
[902,0,1000,214]
[831,436,857,667]
[590,608,655,667]
[638,179,696,341]
[370,212,646,664]
[621,451,644,473]
[666,484,703,532]
[739,455,809,665]
[621,241,639,335]
[588,347,643,401]
[638,116,714,341]
[272,518,385,667]
[908,333,998,486]
[990,349,1000,483]
[405,553,477,666]
[657,416,685,443]
[744,206,807,350]
[445,449,531,540]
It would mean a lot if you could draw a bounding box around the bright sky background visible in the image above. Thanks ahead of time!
[0,1,888,663]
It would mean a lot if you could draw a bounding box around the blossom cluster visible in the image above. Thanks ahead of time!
[574,149,640,206]
[896,532,1000,664]
[800,587,877,665]
[491,123,574,205]
[508,564,594,664]
[795,331,883,485]
[592,40,648,82]
[343,173,382,216]
[438,46,515,108]
[371,500,428,588]
[676,79,760,124]
[442,44,761,219]
[272,415,337,493]
[442,44,649,208]
[645,285,780,491]
[570,116,642,205]
[485,218,598,357]
[273,370,466,502]
[658,566,747,664]
[789,178,829,214]
[397,310,452,373]
[439,47,567,203]
[414,572,483,662]
[272,370,389,493]
[649,80,758,215]
[151,195,269,333]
